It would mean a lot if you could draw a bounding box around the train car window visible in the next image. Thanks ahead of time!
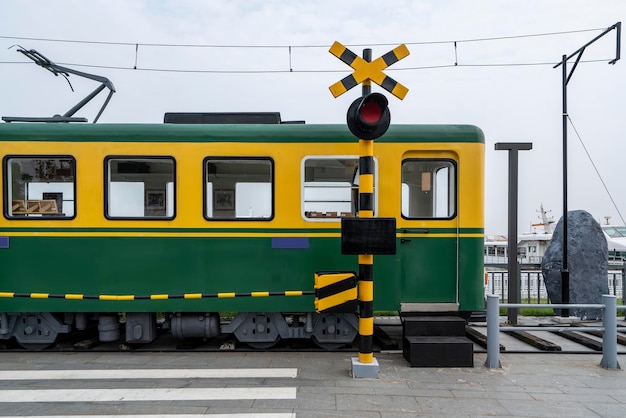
[105,157,175,219]
[302,157,375,220]
[401,159,456,219]
[204,158,273,220]
[3,156,76,219]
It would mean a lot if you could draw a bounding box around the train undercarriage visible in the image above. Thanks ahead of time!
[0,311,359,350]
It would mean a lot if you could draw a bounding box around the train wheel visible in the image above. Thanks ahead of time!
[17,342,52,351]
[245,338,281,349]
[224,312,285,349]
[312,339,347,350]
[12,313,70,351]
[311,313,358,349]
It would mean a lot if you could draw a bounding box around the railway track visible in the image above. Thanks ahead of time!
[2,317,625,354]
[466,318,626,354]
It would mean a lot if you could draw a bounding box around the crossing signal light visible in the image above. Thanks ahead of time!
[346,93,390,140]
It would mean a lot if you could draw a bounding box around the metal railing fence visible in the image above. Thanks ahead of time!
[485,294,624,370]
[485,270,624,303]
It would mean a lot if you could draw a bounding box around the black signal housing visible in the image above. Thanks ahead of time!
[346,93,390,140]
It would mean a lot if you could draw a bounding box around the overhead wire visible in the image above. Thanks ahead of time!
[0,59,615,74]
[0,27,605,48]
[0,27,611,73]
[567,115,626,225]
[0,26,614,74]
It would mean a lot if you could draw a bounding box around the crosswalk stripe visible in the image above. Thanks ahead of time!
[6,415,296,418]
[0,368,298,380]
[0,387,297,402]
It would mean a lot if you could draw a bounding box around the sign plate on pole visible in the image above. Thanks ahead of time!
[328,41,410,99]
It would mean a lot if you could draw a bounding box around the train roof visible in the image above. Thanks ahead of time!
[0,123,485,144]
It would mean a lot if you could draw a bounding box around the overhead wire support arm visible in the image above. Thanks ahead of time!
[553,21,621,71]
[4,46,116,123]
[553,21,620,317]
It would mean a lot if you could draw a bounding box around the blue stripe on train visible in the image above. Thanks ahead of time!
[271,237,309,249]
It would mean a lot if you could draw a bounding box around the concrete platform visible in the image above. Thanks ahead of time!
[0,350,624,417]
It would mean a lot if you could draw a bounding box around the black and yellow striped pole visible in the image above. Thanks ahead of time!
[329,41,408,377]
[357,50,375,365]
[358,133,375,364]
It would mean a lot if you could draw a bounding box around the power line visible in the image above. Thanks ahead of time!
[0,59,614,74]
[568,115,626,225]
[1,26,613,75]
[0,27,606,49]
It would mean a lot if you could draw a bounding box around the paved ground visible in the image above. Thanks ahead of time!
[0,350,623,417]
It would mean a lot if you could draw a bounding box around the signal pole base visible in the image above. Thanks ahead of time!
[350,357,379,378]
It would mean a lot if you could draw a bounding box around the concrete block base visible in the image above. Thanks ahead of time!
[350,357,379,378]
[552,316,581,324]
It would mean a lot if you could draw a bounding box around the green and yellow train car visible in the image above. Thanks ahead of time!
[0,120,484,348]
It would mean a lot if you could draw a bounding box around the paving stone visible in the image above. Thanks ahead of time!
[0,350,623,417]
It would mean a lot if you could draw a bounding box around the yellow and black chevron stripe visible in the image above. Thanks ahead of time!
[314,271,357,313]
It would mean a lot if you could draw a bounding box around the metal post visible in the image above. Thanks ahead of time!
[358,48,375,366]
[622,264,626,305]
[560,54,571,317]
[553,22,621,317]
[362,49,372,96]
[495,142,532,324]
[613,272,617,296]
[600,295,620,369]
[485,294,501,368]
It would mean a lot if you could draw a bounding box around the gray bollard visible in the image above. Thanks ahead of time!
[600,294,620,369]
[485,294,501,368]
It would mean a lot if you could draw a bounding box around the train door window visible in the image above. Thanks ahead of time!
[401,159,456,219]
[3,156,76,219]
[105,157,175,219]
[204,158,273,220]
[302,156,376,220]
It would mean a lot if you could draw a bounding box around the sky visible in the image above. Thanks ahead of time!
[0,0,624,235]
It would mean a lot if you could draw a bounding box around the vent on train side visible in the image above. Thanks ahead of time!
[163,112,304,124]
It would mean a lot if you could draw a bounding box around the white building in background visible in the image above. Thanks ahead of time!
[484,233,553,266]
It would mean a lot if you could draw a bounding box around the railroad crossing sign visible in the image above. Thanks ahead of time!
[328,41,410,99]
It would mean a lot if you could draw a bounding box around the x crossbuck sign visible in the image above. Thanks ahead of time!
[328,41,410,100]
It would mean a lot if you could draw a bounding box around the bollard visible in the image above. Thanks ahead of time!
[485,294,501,368]
[600,294,620,369]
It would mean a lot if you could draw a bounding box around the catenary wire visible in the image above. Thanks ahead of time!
[568,115,626,225]
[0,27,612,73]
[0,27,606,48]
[0,59,614,74]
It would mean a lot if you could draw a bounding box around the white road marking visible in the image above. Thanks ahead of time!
[0,368,298,380]
[0,387,297,402]
[9,415,296,418]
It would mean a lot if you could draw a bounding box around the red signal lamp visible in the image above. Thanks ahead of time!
[346,93,390,140]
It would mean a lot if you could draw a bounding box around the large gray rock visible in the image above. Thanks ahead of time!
[541,210,608,319]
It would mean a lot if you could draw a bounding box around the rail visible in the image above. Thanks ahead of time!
[485,294,624,370]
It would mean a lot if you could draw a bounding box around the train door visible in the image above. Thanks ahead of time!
[398,152,459,308]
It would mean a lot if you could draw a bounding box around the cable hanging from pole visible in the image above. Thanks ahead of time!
[567,115,626,226]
